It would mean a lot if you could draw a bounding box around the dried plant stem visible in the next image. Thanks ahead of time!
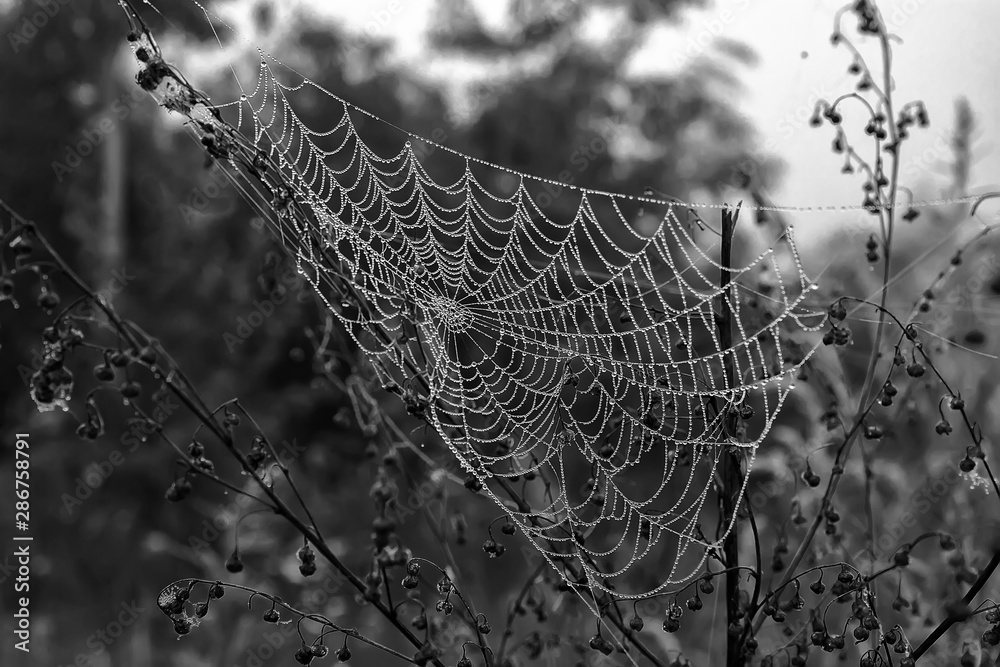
[912,552,1000,659]
[719,206,743,667]
[29,220,449,667]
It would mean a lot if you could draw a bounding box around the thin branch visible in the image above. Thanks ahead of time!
[911,551,1000,660]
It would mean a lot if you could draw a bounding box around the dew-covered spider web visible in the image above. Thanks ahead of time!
[122,0,824,600]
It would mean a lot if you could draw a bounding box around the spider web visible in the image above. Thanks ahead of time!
[123,2,823,600]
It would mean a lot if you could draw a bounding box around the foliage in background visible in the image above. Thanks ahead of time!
[2,1,1000,667]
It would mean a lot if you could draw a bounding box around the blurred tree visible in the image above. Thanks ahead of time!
[428,0,780,211]
[0,2,446,665]
[0,1,799,665]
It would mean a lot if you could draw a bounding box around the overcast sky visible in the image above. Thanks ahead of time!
[6,0,992,235]
[304,0,1000,237]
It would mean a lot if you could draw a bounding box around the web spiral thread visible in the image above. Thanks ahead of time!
[123,3,825,599]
